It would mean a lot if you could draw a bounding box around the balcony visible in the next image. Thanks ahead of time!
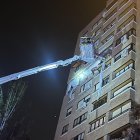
[113,50,136,71]
[119,0,129,10]
[98,36,114,54]
[109,88,135,110]
[101,24,115,41]
[117,20,136,36]
[113,36,136,57]
[111,69,135,89]
[118,8,137,24]
[104,12,117,27]
[106,111,131,134]
[86,124,105,140]
[105,1,118,18]
[118,0,136,17]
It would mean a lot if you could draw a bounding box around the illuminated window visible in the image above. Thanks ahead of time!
[89,115,105,132]
[111,79,134,98]
[110,101,131,120]
[113,60,134,79]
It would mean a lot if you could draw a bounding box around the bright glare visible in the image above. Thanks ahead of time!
[75,70,86,81]
[40,64,57,71]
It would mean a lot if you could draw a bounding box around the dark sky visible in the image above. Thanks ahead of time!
[0,0,107,140]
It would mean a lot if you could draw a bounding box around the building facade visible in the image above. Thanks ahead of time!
[55,0,140,139]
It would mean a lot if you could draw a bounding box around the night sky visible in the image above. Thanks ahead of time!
[0,0,107,140]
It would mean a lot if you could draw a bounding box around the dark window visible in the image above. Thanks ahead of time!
[73,112,87,128]
[92,95,107,111]
[102,75,110,87]
[62,124,69,135]
[106,0,118,10]
[72,132,84,140]
[66,107,72,117]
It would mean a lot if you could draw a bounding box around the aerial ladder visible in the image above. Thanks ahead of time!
[0,37,105,131]
[0,37,104,86]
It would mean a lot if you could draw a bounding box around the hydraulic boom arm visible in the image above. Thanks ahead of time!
[0,37,102,85]
[0,55,81,85]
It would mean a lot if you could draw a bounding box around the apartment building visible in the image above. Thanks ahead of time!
[55,0,140,139]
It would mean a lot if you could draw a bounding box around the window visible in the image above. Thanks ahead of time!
[114,60,134,79]
[92,95,107,111]
[111,79,134,98]
[95,82,100,92]
[102,75,110,87]
[71,132,84,140]
[97,137,104,140]
[62,124,69,135]
[77,95,90,109]
[73,112,88,128]
[104,59,111,70]
[114,43,134,62]
[110,101,131,120]
[89,115,105,132]
[66,107,72,117]
[81,80,92,92]
[68,91,75,102]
